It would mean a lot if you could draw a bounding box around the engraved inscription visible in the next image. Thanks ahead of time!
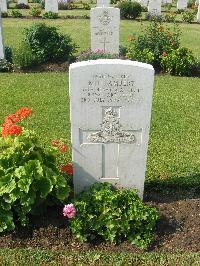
[88,107,135,143]
[98,11,113,25]
[81,73,142,104]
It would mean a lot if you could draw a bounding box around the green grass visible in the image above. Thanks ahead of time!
[0,249,199,265]
[0,73,199,183]
[2,18,200,57]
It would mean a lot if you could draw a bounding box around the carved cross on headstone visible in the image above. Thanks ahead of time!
[99,37,110,53]
[80,107,141,180]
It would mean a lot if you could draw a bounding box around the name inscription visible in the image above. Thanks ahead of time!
[81,73,142,104]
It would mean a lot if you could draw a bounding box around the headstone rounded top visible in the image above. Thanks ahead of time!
[70,59,155,72]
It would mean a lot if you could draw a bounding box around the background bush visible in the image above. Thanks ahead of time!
[15,3,30,9]
[42,11,59,19]
[5,46,13,63]
[29,6,41,17]
[10,10,23,18]
[70,182,158,248]
[24,23,77,64]
[118,1,142,19]
[181,10,195,23]
[14,43,37,69]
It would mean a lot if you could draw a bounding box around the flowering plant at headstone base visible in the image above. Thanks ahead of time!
[0,107,70,233]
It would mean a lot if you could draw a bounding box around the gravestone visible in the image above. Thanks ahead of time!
[139,0,148,7]
[177,0,187,10]
[91,7,120,54]
[45,0,58,13]
[97,0,110,7]
[0,0,7,13]
[148,0,162,16]
[69,59,155,198]
[197,3,200,22]
[18,0,28,5]
[0,14,4,59]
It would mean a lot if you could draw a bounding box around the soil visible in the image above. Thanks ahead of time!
[0,188,199,252]
[13,62,69,73]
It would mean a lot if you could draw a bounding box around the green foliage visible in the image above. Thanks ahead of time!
[0,129,70,232]
[164,11,177,23]
[118,1,142,19]
[0,59,13,72]
[24,23,77,63]
[29,6,41,17]
[187,0,195,8]
[160,47,196,76]
[181,10,195,23]
[14,43,37,69]
[10,10,23,18]
[1,12,8,18]
[76,49,119,61]
[82,3,91,10]
[15,3,30,9]
[42,11,59,19]
[5,46,13,63]
[70,183,158,248]
[126,21,180,69]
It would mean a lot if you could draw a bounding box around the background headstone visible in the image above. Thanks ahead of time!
[148,0,162,16]
[0,0,7,13]
[97,0,110,7]
[0,14,4,59]
[91,7,120,54]
[45,0,58,13]
[138,0,148,7]
[177,0,187,10]
[18,0,28,5]
[197,3,200,22]
[69,59,155,198]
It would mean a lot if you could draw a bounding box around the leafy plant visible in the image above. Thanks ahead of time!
[15,3,30,9]
[0,59,13,72]
[29,6,41,17]
[24,23,77,63]
[82,2,90,10]
[68,182,159,248]
[14,43,37,69]
[1,12,8,18]
[118,1,142,19]
[76,49,119,62]
[10,10,23,18]
[181,10,195,23]
[5,46,13,63]
[0,108,70,232]
[160,47,196,76]
[164,11,177,22]
[42,11,59,19]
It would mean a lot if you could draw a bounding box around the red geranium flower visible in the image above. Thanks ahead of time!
[61,163,73,175]
[2,123,22,137]
[51,140,61,147]
[59,144,68,153]
[15,107,32,120]
[4,114,21,124]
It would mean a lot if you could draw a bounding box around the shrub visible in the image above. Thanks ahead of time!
[14,43,37,69]
[42,11,59,19]
[82,3,90,10]
[76,49,119,62]
[164,11,177,22]
[0,108,70,233]
[145,13,164,22]
[181,10,195,23]
[58,0,70,10]
[0,59,13,72]
[10,10,23,18]
[15,3,30,9]
[5,46,13,63]
[1,12,8,18]
[29,6,41,17]
[126,21,180,69]
[24,23,77,63]
[118,1,142,19]
[187,0,195,8]
[160,47,196,76]
[68,183,158,248]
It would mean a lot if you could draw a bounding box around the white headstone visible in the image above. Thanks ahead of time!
[45,0,58,13]
[148,0,162,16]
[0,0,7,13]
[177,0,187,9]
[138,0,148,7]
[0,15,4,59]
[91,7,120,54]
[97,0,110,7]
[69,59,155,198]
[197,3,200,22]
[18,0,28,5]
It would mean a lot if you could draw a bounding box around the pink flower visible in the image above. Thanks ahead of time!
[63,203,76,219]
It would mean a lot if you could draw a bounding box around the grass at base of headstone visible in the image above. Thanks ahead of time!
[0,249,199,265]
[0,73,199,188]
[2,19,200,58]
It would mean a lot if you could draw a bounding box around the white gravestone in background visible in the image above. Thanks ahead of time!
[69,59,155,198]
[0,15,4,59]
[91,7,120,54]
[197,3,200,22]
[18,0,28,5]
[148,0,162,16]
[0,0,7,13]
[45,0,58,13]
[177,0,187,9]
[97,0,110,7]
[138,0,148,7]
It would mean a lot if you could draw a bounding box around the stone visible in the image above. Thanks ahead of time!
[90,7,120,54]
[0,15,4,59]
[45,0,58,13]
[18,0,28,5]
[97,0,110,7]
[138,0,148,7]
[197,3,200,22]
[69,59,155,198]
[177,0,187,10]
[148,0,162,16]
[0,0,7,13]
